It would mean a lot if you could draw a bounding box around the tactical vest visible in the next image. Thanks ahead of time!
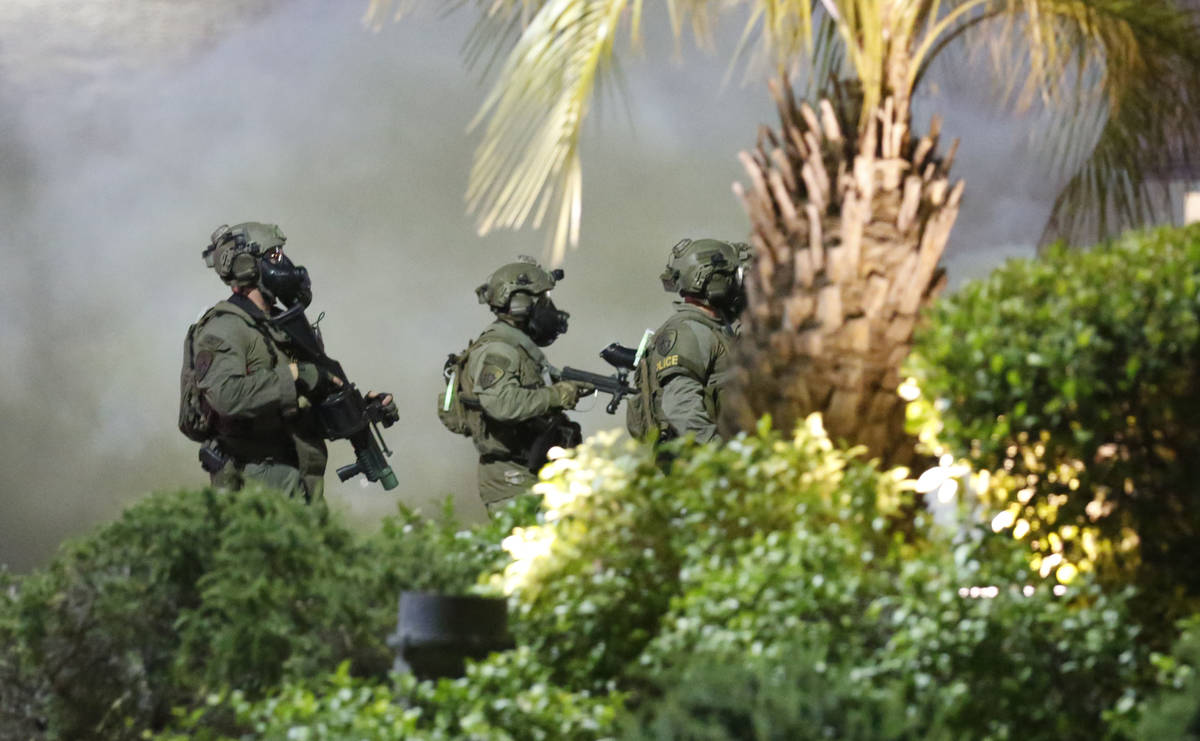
[179,301,279,443]
[627,305,732,441]
[454,322,571,466]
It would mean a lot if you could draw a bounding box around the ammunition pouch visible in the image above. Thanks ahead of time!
[525,414,582,473]
[212,414,285,439]
[626,354,667,442]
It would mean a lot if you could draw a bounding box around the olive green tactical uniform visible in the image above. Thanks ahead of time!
[193,296,328,501]
[629,238,747,444]
[465,319,572,513]
[644,303,735,443]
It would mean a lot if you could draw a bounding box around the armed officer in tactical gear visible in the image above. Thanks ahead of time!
[183,222,391,502]
[445,257,593,515]
[627,239,748,444]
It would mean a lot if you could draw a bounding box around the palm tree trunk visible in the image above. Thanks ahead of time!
[725,79,962,466]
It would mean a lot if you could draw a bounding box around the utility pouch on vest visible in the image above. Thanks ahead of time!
[437,349,482,437]
[626,356,667,442]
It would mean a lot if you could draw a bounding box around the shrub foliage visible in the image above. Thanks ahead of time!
[908,224,1200,622]
[499,424,1148,739]
[5,392,1194,739]
[0,487,511,740]
[152,423,1159,740]
[1131,616,1200,740]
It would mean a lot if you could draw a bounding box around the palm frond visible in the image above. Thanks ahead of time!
[362,0,409,29]
[363,0,470,29]
[753,0,817,62]
[378,0,1200,256]
[720,1,879,121]
[662,0,724,48]
[996,0,1200,243]
[1040,114,1179,246]
[364,1,552,69]
[1039,56,1198,241]
[466,0,634,264]
[460,2,557,72]
[740,1,992,129]
[901,0,1200,244]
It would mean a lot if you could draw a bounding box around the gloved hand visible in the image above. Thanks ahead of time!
[366,391,399,427]
[295,362,343,400]
[551,380,594,410]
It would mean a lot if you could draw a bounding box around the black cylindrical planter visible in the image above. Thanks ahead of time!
[387,591,514,680]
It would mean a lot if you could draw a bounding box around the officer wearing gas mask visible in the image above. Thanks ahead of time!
[183,222,386,502]
[455,257,593,514]
[627,239,749,444]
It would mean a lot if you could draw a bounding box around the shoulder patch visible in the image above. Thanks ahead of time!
[479,364,506,390]
[655,329,677,356]
[478,349,514,371]
[194,350,215,381]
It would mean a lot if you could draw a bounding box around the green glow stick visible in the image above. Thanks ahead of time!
[443,371,456,411]
[633,328,654,367]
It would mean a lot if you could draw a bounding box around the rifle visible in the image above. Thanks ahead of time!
[270,303,400,490]
[556,332,653,414]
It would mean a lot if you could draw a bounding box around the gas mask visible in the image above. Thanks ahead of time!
[259,253,312,308]
[729,264,747,317]
[713,264,747,321]
[526,295,569,346]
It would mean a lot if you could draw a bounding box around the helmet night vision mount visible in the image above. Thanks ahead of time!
[203,222,311,308]
[660,238,749,313]
[476,255,564,313]
[477,256,569,346]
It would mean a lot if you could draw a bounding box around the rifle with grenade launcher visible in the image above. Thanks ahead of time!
[271,303,400,490]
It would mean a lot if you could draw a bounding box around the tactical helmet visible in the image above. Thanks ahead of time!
[476,256,563,315]
[203,222,288,288]
[660,238,745,308]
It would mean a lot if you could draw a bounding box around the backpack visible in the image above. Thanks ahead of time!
[437,343,483,437]
[179,316,215,442]
[178,304,277,443]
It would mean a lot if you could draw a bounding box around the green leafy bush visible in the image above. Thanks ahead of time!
[158,650,623,741]
[1130,616,1200,740]
[498,420,910,691]
[2,487,240,740]
[370,494,537,599]
[636,521,1145,739]
[0,566,41,740]
[908,224,1200,623]
[5,414,1178,739]
[0,487,513,740]
[500,424,1150,738]
[624,641,935,741]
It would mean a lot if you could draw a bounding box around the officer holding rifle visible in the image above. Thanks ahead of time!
[180,222,397,503]
[626,238,748,444]
[535,238,750,446]
[438,257,593,515]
